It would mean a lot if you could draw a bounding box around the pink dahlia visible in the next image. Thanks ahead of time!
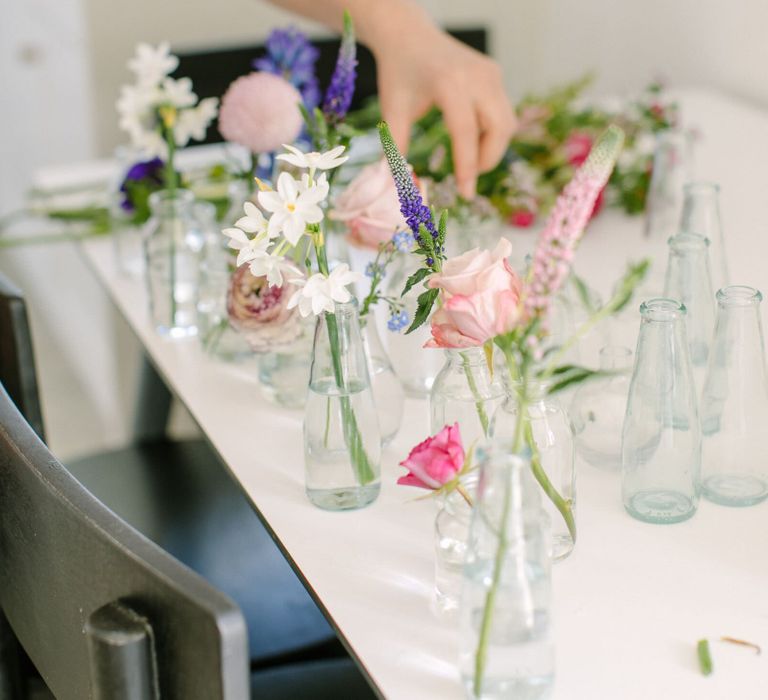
[218,72,303,154]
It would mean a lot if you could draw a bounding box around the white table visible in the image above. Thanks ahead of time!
[79,88,768,699]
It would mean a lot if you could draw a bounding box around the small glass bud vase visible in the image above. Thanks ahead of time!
[258,328,313,409]
[304,300,381,510]
[571,346,633,471]
[433,472,479,617]
[431,347,506,448]
[679,181,729,292]
[663,231,715,373]
[361,317,405,445]
[143,189,205,338]
[459,449,554,700]
[701,286,768,506]
[490,379,576,560]
[622,299,701,523]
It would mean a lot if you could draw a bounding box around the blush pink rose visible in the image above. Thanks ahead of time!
[227,263,303,351]
[428,238,518,297]
[425,238,523,348]
[330,159,409,249]
[218,72,303,154]
[397,423,465,490]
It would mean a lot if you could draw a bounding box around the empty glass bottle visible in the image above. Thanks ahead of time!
[361,318,405,445]
[700,286,768,506]
[431,347,506,448]
[663,231,715,372]
[679,182,728,292]
[459,449,554,700]
[144,189,206,337]
[644,130,693,239]
[490,380,575,560]
[304,300,381,510]
[571,346,633,471]
[622,299,701,524]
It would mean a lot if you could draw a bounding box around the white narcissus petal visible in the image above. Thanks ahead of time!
[277,172,299,201]
[258,190,283,213]
[223,228,248,248]
[299,203,323,224]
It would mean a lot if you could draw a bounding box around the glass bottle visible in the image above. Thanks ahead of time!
[490,379,575,560]
[570,346,633,471]
[663,231,716,374]
[700,286,768,506]
[385,253,444,397]
[433,472,479,617]
[304,300,381,510]
[361,317,405,445]
[257,326,314,409]
[431,347,506,449]
[644,130,693,239]
[143,189,205,337]
[459,449,554,700]
[679,182,728,292]
[622,299,701,523]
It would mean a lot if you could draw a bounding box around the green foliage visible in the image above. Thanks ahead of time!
[406,287,439,335]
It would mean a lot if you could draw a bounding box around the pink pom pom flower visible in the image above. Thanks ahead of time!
[218,72,303,154]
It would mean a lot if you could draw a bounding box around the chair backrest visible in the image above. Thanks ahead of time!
[0,274,45,440]
[0,384,250,700]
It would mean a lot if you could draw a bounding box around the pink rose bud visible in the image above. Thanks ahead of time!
[397,423,465,490]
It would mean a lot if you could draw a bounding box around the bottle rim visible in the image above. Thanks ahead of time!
[640,297,686,321]
[716,285,762,306]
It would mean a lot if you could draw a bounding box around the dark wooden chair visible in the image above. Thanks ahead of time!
[0,382,376,699]
[0,273,338,665]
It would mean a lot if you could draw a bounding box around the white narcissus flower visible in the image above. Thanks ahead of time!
[175,97,219,146]
[128,42,178,87]
[287,264,363,317]
[235,201,269,235]
[258,172,326,245]
[222,228,271,267]
[160,77,197,109]
[248,251,292,288]
[277,144,348,172]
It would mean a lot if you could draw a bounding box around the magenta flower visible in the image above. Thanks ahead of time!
[397,423,465,490]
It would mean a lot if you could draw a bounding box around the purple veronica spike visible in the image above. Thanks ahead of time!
[322,12,358,124]
[378,122,438,242]
[254,27,321,108]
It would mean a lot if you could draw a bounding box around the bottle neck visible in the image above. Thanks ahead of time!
[446,347,487,368]
[149,188,194,218]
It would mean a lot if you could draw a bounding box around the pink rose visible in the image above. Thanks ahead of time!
[509,209,536,228]
[425,238,523,348]
[227,264,303,351]
[397,423,465,489]
[428,238,518,297]
[330,159,409,249]
[564,132,594,167]
[218,72,303,154]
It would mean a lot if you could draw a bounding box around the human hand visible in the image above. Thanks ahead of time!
[371,18,516,198]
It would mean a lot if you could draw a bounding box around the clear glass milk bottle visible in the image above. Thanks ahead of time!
[490,379,576,560]
[304,300,381,510]
[459,449,554,700]
[700,286,768,506]
[143,189,205,337]
[622,299,701,523]
[431,347,506,448]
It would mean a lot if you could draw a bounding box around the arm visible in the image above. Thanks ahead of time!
[265,0,516,198]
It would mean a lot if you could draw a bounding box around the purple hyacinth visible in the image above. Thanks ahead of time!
[254,27,321,109]
[119,157,164,211]
[378,123,438,242]
[322,12,357,125]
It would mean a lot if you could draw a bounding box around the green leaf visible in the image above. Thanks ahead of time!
[610,259,651,313]
[570,273,599,313]
[546,366,616,395]
[402,267,431,297]
[405,287,439,335]
[697,639,713,676]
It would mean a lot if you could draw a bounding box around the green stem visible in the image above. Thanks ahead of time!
[473,389,527,696]
[460,351,490,437]
[316,243,376,485]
